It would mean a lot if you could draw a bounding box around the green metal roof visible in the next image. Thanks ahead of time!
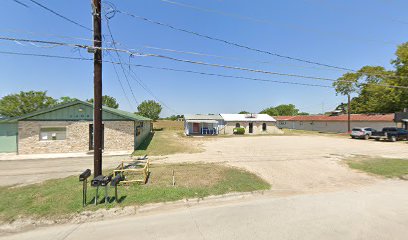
[0,100,150,122]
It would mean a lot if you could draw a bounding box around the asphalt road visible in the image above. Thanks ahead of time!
[3,180,408,240]
[0,155,127,186]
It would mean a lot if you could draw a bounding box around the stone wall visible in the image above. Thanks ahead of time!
[222,121,282,135]
[18,121,135,154]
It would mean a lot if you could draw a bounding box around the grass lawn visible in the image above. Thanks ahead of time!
[133,130,203,156]
[0,163,270,222]
[346,156,408,178]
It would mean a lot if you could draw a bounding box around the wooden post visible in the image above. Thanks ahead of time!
[93,0,103,177]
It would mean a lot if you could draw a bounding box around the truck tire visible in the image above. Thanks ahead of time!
[390,136,397,142]
[364,134,369,140]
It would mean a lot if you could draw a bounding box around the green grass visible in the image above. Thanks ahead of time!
[346,156,408,178]
[133,130,203,156]
[0,163,270,222]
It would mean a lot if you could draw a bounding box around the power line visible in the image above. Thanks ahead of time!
[28,0,92,31]
[105,9,177,113]
[115,10,354,72]
[143,45,344,72]
[0,50,334,89]
[12,0,29,8]
[157,0,398,46]
[105,18,140,106]
[1,36,407,89]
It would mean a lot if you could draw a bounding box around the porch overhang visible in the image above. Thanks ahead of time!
[186,120,218,124]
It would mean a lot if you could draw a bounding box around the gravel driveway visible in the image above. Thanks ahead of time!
[157,135,408,193]
[1,135,408,191]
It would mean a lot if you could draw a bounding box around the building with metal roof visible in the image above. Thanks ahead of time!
[0,100,151,154]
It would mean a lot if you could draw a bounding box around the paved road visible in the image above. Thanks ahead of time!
[0,155,128,186]
[3,180,408,240]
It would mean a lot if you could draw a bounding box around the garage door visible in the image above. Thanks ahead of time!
[0,123,17,153]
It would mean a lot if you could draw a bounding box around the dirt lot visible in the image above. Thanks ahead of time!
[155,135,408,193]
[1,135,408,192]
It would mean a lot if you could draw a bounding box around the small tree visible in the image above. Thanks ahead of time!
[239,111,250,114]
[260,104,300,116]
[333,72,360,131]
[137,100,162,121]
[87,95,119,109]
[0,91,57,117]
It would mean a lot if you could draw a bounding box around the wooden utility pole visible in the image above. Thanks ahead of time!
[347,94,351,132]
[93,0,103,177]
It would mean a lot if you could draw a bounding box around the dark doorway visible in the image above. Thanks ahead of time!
[262,123,267,131]
[193,123,200,133]
[249,122,253,133]
[89,124,104,150]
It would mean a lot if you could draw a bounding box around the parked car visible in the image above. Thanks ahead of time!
[371,127,408,142]
[350,127,377,140]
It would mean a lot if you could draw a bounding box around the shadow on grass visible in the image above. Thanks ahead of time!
[136,132,155,151]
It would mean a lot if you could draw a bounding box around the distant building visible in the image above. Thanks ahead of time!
[0,100,151,154]
[276,114,395,133]
[220,114,282,135]
[184,114,224,135]
[395,109,408,130]
[184,113,282,135]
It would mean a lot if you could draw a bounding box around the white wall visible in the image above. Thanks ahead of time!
[277,120,395,133]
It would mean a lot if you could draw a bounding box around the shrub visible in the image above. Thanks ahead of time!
[233,127,245,134]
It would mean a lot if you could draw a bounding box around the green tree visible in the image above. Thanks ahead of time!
[59,96,79,103]
[260,104,300,116]
[0,91,57,117]
[137,100,162,121]
[87,95,119,109]
[239,111,250,114]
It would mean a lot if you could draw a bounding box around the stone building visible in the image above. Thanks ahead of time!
[0,100,151,154]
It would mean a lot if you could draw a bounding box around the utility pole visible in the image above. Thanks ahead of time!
[347,94,351,132]
[92,0,103,177]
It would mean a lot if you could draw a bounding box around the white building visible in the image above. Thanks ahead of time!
[220,113,282,135]
[184,114,224,135]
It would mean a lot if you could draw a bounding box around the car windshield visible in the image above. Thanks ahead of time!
[352,128,362,131]
[383,128,397,131]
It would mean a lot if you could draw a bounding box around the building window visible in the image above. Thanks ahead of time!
[140,121,144,127]
[235,123,240,128]
[262,123,267,131]
[39,127,66,141]
[280,121,286,125]
[136,127,141,136]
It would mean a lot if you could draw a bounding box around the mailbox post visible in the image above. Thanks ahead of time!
[91,175,112,205]
[79,169,91,207]
[111,174,123,202]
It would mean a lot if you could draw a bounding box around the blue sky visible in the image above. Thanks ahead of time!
[1,0,407,116]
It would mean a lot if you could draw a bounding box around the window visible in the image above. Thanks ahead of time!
[140,121,144,128]
[39,127,66,141]
[280,121,286,125]
[235,123,240,128]
[262,123,267,131]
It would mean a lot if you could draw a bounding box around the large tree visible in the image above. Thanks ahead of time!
[59,96,79,104]
[260,104,300,116]
[87,95,119,109]
[334,43,408,114]
[0,91,57,117]
[137,100,162,121]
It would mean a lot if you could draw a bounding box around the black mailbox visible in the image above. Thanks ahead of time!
[100,175,112,186]
[111,174,123,186]
[79,169,91,181]
[91,175,104,187]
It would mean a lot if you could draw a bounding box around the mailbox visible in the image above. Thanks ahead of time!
[111,174,123,186]
[79,169,91,181]
[91,175,104,187]
[100,175,112,186]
